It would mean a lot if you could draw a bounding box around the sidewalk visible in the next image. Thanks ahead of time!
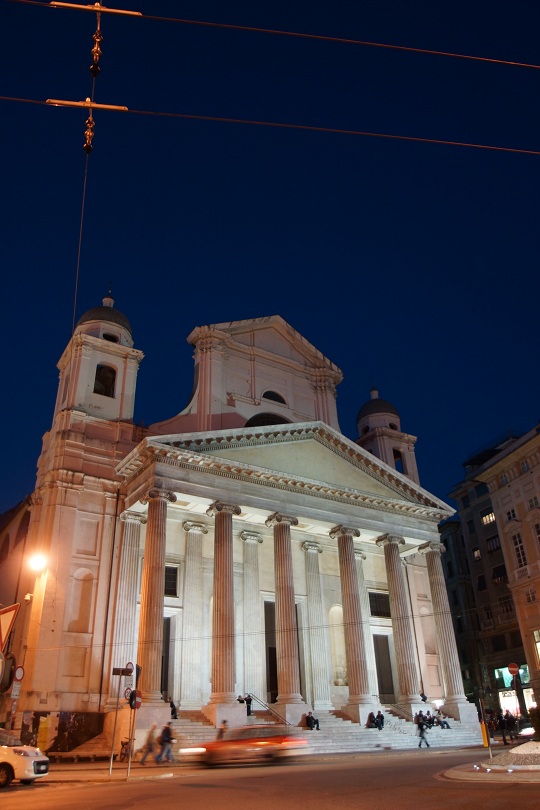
[45,759,186,782]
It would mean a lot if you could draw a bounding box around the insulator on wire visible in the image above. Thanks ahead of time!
[83,115,95,154]
[90,29,103,78]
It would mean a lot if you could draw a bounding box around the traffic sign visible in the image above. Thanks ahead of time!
[126,662,134,673]
[124,687,132,701]
[11,681,21,698]
[14,665,24,682]
[134,689,142,710]
[508,662,519,676]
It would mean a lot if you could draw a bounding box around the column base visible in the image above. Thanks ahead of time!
[340,702,378,725]
[200,702,247,728]
[443,699,482,730]
[271,702,309,725]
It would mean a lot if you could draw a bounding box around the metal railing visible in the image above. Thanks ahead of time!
[248,692,294,726]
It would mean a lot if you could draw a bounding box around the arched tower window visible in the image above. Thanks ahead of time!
[393,448,405,474]
[94,364,116,398]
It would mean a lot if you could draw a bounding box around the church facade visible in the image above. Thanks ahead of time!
[0,296,479,749]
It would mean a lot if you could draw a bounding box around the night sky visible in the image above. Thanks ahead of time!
[2,0,539,515]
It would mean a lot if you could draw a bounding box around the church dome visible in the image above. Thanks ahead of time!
[356,388,400,422]
[77,294,132,336]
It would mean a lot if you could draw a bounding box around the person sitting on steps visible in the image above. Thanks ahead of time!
[306,711,320,730]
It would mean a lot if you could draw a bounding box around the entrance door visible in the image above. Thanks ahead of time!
[264,601,304,704]
[373,634,395,703]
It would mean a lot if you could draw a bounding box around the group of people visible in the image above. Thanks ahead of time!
[414,709,451,730]
[236,694,253,715]
[140,721,177,765]
[484,709,519,745]
[366,711,385,730]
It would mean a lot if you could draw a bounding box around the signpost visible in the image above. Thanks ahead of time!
[508,663,519,676]
[109,664,137,776]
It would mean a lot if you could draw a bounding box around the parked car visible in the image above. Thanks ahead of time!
[0,728,49,788]
[180,724,310,766]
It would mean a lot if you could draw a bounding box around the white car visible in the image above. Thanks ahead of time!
[0,728,49,788]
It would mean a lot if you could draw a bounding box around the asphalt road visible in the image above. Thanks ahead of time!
[1,749,538,810]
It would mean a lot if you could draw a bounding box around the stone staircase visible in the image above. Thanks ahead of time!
[47,706,483,762]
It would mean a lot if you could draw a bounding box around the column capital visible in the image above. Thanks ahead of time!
[329,524,360,540]
[240,530,263,544]
[376,533,404,548]
[206,500,241,518]
[142,489,177,505]
[302,540,322,554]
[265,512,298,528]
[418,541,446,555]
[182,521,209,535]
[120,510,147,524]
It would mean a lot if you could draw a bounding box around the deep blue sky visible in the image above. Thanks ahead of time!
[2,0,539,515]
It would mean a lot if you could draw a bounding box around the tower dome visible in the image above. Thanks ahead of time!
[356,388,400,424]
[75,293,133,348]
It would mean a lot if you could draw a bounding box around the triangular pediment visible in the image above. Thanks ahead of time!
[187,316,343,376]
[140,422,451,515]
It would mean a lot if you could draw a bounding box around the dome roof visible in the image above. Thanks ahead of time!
[76,294,132,336]
[356,388,400,422]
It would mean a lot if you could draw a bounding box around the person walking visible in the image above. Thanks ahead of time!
[156,721,175,762]
[216,719,229,740]
[497,711,509,745]
[417,716,430,748]
[140,723,158,765]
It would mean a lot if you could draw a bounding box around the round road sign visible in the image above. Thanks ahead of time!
[508,662,519,676]
[135,689,142,710]
[124,687,132,700]
[14,665,24,681]
[125,662,134,673]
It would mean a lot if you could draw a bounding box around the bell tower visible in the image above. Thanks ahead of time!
[54,293,144,423]
[355,388,420,484]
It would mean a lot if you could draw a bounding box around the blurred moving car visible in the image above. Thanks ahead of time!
[0,728,49,788]
[180,724,310,766]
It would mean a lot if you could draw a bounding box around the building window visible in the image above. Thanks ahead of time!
[472,547,481,561]
[534,630,540,666]
[512,533,528,569]
[461,495,470,509]
[481,509,496,526]
[484,606,493,621]
[492,564,507,583]
[521,460,530,474]
[500,473,509,486]
[477,574,487,591]
[94,364,116,397]
[369,592,391,618]
[262,390,287,404]
[506,508,516,522]
[528,496,539,510]
[499,595,514,615]
[486,534,501,552]
[526,589,537,604]
[467,519,476,534]
[535,524,540,544]
[164,566,179,597]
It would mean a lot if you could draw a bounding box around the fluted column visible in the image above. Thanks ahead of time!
[207,501,241,704]
[107,511,145,704]
[241,531,266,699]
[419,541,468,702]
[376,534,421,703]
[138,490,176,702]
[265,513,303,705]
[355,549,379,700]
[330,526,372,708]
[302,541,333,710]
[180,521,208,707]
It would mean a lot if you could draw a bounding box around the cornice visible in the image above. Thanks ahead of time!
[116,434,451,523]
